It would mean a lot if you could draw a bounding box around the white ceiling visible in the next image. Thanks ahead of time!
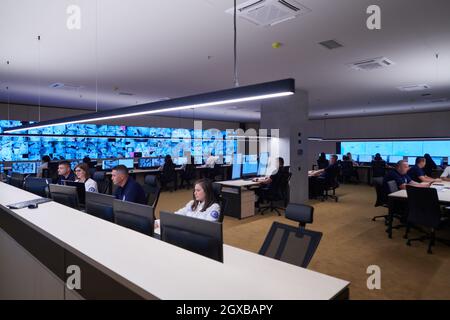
[1,0,450,122]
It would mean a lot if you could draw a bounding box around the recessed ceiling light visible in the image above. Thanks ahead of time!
[398,84,431,92]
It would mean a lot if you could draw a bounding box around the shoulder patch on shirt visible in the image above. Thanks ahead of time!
[88,187,96,192]
[210,211,219,219]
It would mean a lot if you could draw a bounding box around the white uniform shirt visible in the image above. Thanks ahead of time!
[76,178,98,193]
[174,200,221,222]
[441,166,450,178]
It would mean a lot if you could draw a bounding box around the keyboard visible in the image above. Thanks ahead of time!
[6,198,52,209]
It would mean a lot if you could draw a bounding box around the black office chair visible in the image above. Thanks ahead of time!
[322,172,339,202]
[371,177,389,223]
[259,203,322,268]
[92,171,110,194]
[179,163,196,189]
[372,160,387,179]
[160,164,177,192]
[159,211,223,262]
[41,168,50,179]
[317,159,329,170]
[49,184,80,210]
[85,192,115,222]
[404,186,450,254]
[10,173,25,189]
[212,182,227,223]
[113,199,155,236]
[259,171,291,216]
[143,175,161,208]
[24,177,51,198]
[340,161,356,184]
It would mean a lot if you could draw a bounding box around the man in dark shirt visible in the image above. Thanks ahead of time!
[383,160,429,194]
[254,157,287,207]
[112,165,147,205]
[309,155,339,198]
[56,161,76,185]
[407,157,441,183]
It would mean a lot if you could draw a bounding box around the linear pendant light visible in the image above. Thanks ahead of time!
[5,78,295,133]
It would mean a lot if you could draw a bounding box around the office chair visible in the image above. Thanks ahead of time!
[92,171,110,194]
[85,192,115,222]
[371,177,389,224]
[317,159,329,170]
[24,177,52,198]
[259,203,322,268]
[160,163,177,192]
[179,163,196,189]
[340,161,356,184]
[259,171,291,216]
[113,199,155,236]
[322,171,339,202]
[49,184,80,210]
[159,211,223,262]
[212,182,227,223]
[372,161,387,179]
[10,173,25,189]
[143,175,161,208]
[404,186,450,254]
[41,168,50,179]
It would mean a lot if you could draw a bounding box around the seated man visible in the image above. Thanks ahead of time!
[254,157,286,207]
[56,161,76,185]
[440,165,450,181]
[111,165,146,204]
[407,157,441,183]
[383,160,430,193]
[309,154,339,198]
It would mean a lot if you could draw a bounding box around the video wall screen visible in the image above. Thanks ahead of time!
[0,120,239,162]
[341,141,450,157]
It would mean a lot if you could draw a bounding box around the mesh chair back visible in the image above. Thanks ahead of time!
[406,186,442,228]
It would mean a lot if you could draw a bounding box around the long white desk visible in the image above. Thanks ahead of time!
[388,181,450,204]
[0,182,349,300]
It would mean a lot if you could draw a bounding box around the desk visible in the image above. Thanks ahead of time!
[386,182,450,238]
[216,179,261,219]
[0,182,349,299]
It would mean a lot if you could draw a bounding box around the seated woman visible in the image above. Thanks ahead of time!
[74,163,98,193]
[154,179,220,231]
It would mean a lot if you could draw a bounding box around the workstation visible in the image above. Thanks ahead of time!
[1,0,450,303]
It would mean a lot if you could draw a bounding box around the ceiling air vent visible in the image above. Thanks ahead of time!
[319,39,343,50]
[225,0,311,27]
[349,57,395,71]
[398,84,431,92]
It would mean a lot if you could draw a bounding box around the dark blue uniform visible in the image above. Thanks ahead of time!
[56,171,76,185]
[114,177,147,205]
[407,165,425,183]
[383,169,411,193]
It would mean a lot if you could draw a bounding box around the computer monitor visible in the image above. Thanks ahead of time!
[152,157,164,167]
[85,192,115,222]
[70,161,80,170]
[63,181,86,205]
[231,153,243,180]
[432,157,443,166]
[113,199,155,236]
[257,152,269,176]
[0,163,4,174]
[159,211,223,262]
[194,156,204,165]
[224,155,232,164]
[358,155,373,163]
[388,155,403,164]
[175,157,188,166]
[24,177,51,198]
[118,158,134,169]
[49,184,80,210]
[242,155,258,177]
[407,157,417,165]
[102,159,118,170]
[138,158,153,169]
[12,162,37,174]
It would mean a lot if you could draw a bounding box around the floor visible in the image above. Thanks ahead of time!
[155,183,450,300]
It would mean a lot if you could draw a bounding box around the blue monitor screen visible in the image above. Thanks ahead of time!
[408,157,417,165]
[388,156,403,163]
[432,157,443,166]
[138,158,153,168]
[258,152,269,176]
[102,160,118,170]
[232,164,241,179]
[194,156,203,165]
[70,161,80,170]
[0,163,4,173]
[152,157,164,167]
[174,157,188,165]
[118,158,134,169]
[359,155,373,163]
[12,162,37,174]
[242,155,258,176]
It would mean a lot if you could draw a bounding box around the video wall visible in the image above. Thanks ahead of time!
[0,120,237,162]
[340,141,450,157]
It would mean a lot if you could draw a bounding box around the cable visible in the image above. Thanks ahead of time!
[233,0,239,87]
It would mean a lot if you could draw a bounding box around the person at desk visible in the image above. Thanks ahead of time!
[159,155,177,190]
[74,163,98,193]
[441,165,450,181]
[346,153,359,167]
[154,179,220,230]
[56,161,76,185]
[254,157,285,185]
[204,155,219,168]
[407,157,441,184]
[309,154,340,198]
[317,152,329,169]
[111,165,146,204]
[423,153,437,177]
[383,160,430,193]
[37,155,51,178]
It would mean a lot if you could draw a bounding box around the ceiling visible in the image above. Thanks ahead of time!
[1,0,450,122]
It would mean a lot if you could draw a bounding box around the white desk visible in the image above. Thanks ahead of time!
[0,182,349,300]
[388,182,450,204]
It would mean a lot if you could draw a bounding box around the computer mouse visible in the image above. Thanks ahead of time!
[28,203,38,209]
